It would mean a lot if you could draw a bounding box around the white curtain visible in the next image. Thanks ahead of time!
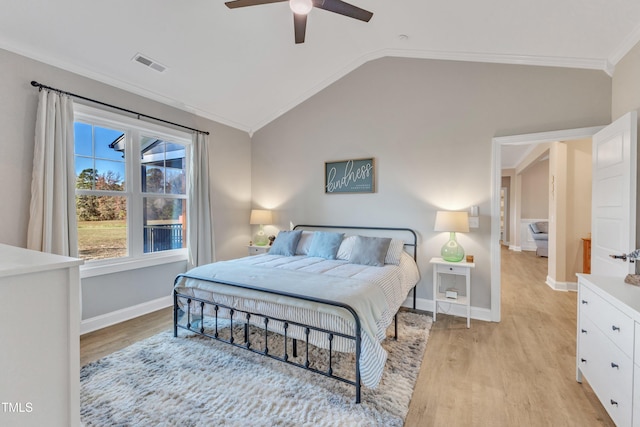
[187,132,214,268]
[27,89,78,257]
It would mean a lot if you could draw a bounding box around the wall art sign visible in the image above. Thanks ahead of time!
[325,158,375,194]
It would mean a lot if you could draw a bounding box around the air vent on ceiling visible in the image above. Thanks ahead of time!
[132,53,167,73]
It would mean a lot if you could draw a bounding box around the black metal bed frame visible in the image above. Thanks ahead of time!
[173,225,418,404]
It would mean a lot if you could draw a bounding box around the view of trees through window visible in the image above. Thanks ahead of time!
[74,121,187,261]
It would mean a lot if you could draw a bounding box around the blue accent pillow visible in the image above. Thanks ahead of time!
[268,230,303,256]
[349,236,392,267]
[307,232,344,260]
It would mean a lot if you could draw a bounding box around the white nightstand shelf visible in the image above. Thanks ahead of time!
[430,257,475,328]
[434,292,469,306]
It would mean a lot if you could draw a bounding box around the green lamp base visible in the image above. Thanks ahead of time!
[441,232,465,262]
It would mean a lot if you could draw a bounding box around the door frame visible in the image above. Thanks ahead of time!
[490,126,604,322]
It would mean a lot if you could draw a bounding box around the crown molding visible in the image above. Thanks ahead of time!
[608,22,640,70]
[382,48,609,71]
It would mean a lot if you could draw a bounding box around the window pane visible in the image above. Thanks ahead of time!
[75,161,95,190]
[166,167,185,194]
[143,197,186,253]
[76,196,127,261]
[143,166,166,193]
[95,127,125,161]
[74,123,93,156]
[141,138,186,195]
[75,124,126,191]
[95,160,125,191]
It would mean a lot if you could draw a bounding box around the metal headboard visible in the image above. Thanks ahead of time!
[293,224,418,309]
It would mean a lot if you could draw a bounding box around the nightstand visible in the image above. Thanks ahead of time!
[248,245,270,256]
[430,257,475,328]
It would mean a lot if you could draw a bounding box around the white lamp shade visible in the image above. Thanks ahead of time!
[434,211,469,233]
[249,209,273,225]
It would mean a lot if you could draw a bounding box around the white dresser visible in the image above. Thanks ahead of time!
[576,274,640,427]
[0,244,82,427]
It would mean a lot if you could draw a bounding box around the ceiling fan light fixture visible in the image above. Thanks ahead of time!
[289,0,313,15]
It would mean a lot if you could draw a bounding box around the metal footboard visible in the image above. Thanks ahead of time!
[173,273,364,403]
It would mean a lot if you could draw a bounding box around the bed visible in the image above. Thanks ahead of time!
[173,225,419,403]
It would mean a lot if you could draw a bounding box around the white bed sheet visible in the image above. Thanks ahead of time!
[175,251,419,388]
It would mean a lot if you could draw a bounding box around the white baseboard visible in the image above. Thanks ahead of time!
[509,245,522,252]
[80,295,173,335]
[402,296,492,322]
[545,276,578,292]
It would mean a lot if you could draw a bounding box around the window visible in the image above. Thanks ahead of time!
[74,105,190,268]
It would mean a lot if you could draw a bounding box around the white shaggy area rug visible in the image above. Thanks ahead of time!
[81,311,431,427]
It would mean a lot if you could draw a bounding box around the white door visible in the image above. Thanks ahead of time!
[591,111,637,276]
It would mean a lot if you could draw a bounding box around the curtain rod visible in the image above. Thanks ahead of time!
[30,80,209,135]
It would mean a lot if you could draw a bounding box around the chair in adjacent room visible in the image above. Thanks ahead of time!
[528,221,548,257]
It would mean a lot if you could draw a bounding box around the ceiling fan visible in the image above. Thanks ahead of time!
[225,0,373,44]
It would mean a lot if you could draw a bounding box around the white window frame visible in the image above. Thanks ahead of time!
[74,104,191,278]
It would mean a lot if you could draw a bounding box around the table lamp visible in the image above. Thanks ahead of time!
[250,209,273,246]
[434,211,469,262]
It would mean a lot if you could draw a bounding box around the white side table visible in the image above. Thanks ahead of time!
[430,257,475,328]
[248,245,270,256]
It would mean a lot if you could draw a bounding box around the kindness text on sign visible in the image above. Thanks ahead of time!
[325,158,375,194]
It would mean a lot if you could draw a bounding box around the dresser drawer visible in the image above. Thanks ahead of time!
[578,316,633,427]
[579,283,634,357]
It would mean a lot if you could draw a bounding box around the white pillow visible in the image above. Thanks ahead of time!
[385,239,405,266]
[295,231,314,255]
[336,235,356,260]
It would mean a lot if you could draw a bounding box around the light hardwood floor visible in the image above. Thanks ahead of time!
[405,247,614,426]
[80,247,615,426]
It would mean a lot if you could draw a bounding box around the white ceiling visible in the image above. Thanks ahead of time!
[2,0,640,134]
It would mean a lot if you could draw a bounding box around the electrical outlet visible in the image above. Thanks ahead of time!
[469,216,479,228]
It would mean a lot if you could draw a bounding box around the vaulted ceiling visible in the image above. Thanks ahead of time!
[2,0,640,133]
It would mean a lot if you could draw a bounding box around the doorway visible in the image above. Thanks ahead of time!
[490,126,604,322]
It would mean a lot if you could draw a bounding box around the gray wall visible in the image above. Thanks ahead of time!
[612,40,640,121]
[251,57,612,310]
[0,48,252,319]
[520,158,550,220]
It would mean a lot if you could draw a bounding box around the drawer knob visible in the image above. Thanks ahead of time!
[581,300,588,304]
[611,362,619,369]
[581,358,587,363]
[612,325,621,332]
[581,329,587,334]
[610,399,618,407]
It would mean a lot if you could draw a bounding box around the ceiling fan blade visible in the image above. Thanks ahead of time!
[313,0,373,22]
[225,0,287,9]
[293,13,307,44]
